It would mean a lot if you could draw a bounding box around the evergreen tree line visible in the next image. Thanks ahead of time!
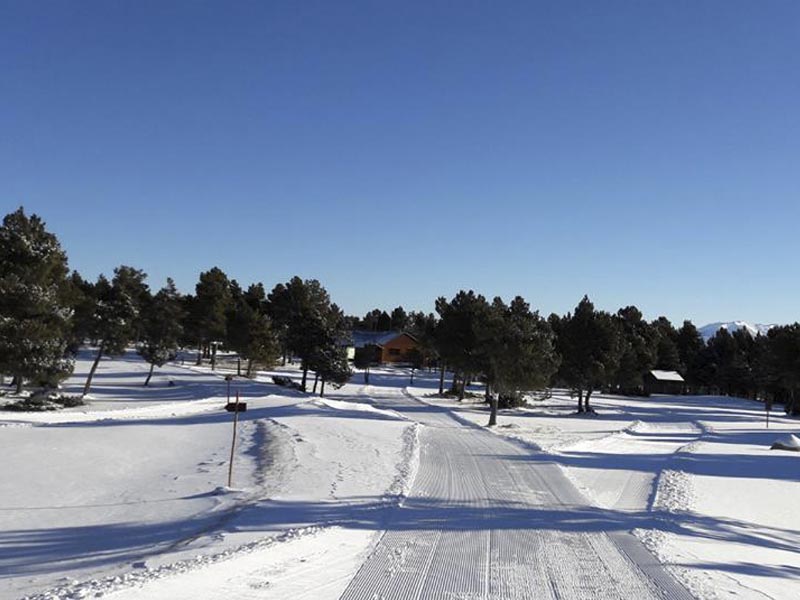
[400,294,800,418]
[2,207,800,418]
[0,208,350,397]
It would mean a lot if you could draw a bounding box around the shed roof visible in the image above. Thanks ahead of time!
[649,370,685,382]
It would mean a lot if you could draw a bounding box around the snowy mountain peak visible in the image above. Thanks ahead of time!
[699,321,777,341]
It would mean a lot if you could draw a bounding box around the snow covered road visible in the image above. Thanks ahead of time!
[341,387,694,600]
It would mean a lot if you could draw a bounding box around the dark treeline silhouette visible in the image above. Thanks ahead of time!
[2,207,799,418]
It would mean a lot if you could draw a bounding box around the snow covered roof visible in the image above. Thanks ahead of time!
[649,370,685,382]
[349,330,415,348]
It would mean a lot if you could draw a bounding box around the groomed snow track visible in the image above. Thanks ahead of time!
[341,388,694,600]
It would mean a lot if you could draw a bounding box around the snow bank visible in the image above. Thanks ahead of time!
[770,433,800,451]
[312,398,408,421]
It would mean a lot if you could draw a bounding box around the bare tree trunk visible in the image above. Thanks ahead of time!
[15,375,23,395]
[301,366,308,391]
[320,379,326,397]
[458,373,466,402]
[84,342,105,396]
[364,366,369,384]
[585,389,594,413]
[577,389,584,413]
[488,392,498,427]
[144,363,155,386]
[438,363,445,395]
[196,344,203,365]
[312,372,319,394]
[211,344,217,370]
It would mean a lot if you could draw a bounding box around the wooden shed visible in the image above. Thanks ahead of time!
[644,370,685,395]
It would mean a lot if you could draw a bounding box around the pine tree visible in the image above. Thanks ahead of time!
[268,277,342,390]
[377,310,392,331]
[729,329,757,398]
[764,325,800,414]
[480,296,559,426]
[435,291,491,400]
[555,296,622,413]
[407,311,438,369]
[353,345,376,383]
[676,320,705,391]
[243,283,267,312]
[310,340,351,397]
[361,309,384,331]
[0,208,73,392]
[192,267,232,368]
[651,317,681,371]
[83,268,142,395]
[178,294,201,356]
[266,282,292,364]
[390,306,408,330]
[64,271,96,353]
[613,306,656,394]
[227,296,280,377]
[138,279,183,386]
[701,329,740,395]
[111,266,150,342]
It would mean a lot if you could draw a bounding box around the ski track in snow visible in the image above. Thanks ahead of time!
[339,388,694,600]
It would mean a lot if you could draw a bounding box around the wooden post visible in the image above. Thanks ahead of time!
[227,391,240,488]
[766,397,772,429]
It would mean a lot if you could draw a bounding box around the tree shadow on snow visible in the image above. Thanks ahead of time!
[5,493,799,583]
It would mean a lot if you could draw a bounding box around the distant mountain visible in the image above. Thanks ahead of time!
[698,321,777,341]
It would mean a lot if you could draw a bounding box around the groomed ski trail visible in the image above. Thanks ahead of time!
[341,387,695,600]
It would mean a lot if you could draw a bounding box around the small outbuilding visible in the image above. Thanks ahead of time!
[644,370,685,395]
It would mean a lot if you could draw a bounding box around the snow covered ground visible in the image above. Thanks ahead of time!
[1,353,416,600]
[407,377,800,600]
[2,357,798,599]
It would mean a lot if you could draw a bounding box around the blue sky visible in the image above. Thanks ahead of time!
[1,1,798,325]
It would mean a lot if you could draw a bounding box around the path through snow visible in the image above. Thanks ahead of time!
[339,387,693,600]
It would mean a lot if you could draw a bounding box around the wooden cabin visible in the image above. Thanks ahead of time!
[348,331,421,365]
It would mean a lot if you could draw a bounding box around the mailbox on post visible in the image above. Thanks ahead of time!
[226,390,245,487]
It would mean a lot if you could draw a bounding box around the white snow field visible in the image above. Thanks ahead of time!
[0,353,415,600]
[1,358,798,599]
